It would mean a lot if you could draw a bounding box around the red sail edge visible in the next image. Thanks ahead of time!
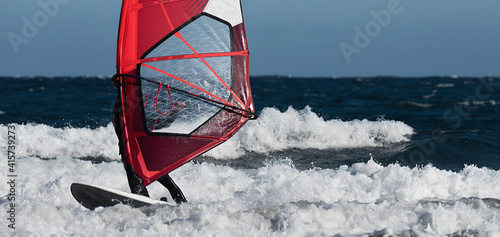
[116,0,254,185]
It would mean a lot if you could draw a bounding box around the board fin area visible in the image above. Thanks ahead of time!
[70,183,175,210]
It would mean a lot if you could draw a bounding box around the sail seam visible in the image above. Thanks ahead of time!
[142,63,235,107]
[174,32,245,107]
[134,50,248,64]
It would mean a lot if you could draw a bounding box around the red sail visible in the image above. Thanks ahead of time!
[116,0,254,185]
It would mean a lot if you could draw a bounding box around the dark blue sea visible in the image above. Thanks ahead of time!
[1,76,500,236]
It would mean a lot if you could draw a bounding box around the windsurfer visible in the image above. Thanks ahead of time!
[112,80,187,204]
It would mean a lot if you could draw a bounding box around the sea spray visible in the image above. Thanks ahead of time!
[207,106,414,159]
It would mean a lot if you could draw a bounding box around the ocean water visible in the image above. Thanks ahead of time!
[1,76,500,236]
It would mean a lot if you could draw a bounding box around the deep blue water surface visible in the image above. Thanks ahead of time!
[1,76,499,172]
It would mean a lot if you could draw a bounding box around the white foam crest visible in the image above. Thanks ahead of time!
[1,157,499,236]
[404,101,432,108]
[207,106,414,159]
[436,83,455,88]
[423,89,438,99]
[1,107,413,160]
[458,100,498,107]
[0,123,120,160]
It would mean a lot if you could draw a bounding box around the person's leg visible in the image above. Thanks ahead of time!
[157,174,187,204]
[113,95,150,197]
[124,164,150,197]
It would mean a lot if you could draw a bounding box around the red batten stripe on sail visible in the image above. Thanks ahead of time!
[159,2,175,30]
[136,51,248,64]
[128,1,178,11]
[154,0,244,107]
[174,32,246,107]
[142,63,235,107]
[152,0,244,107]
[120,51,249,66]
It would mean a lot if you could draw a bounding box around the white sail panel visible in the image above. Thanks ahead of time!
[203,0,243,26]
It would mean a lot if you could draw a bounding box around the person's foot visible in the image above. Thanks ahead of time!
[160,197,168,202]
[157,174,188,204]
[125,164,150,197]
[132,186,150,197]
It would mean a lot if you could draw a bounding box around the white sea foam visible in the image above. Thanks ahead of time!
[207,106,414,159]
[0,107,414,161]
[423,89,438,99]
[403,101,432,108]
[0,123,120,160]
[9,107,500,235]
[458,100,498,107]
[0,156,499,236]
[436,83,455,88]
